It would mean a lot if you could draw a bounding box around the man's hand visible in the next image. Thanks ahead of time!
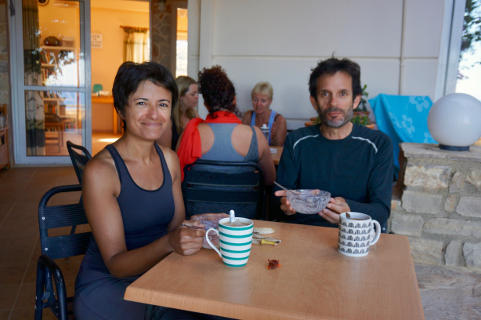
[319,197,350,224]
[168,220,205,256]
[274,190,296,215]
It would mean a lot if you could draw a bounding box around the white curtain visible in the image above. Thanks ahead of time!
[124,31,150,63]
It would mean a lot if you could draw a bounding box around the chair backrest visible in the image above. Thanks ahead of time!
[182,160,265,219]
[38,184,91,260]
[66,140,92,185]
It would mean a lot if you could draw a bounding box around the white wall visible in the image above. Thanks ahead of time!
[189,0,458,129]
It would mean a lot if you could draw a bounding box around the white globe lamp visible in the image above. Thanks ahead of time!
[428,93,481,151]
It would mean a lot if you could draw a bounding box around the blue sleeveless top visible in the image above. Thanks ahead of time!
[250,110,277,145]
[200,123,259,161]
[76,143,174,290]
[106,143,174,247]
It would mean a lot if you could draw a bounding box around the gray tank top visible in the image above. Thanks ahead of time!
[200,123,258,161]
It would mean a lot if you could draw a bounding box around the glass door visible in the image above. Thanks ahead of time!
[10,0,90,164]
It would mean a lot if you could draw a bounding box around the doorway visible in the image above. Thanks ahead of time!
[90,0,150,154]
[9,0,190,164]
[9,0,88,164]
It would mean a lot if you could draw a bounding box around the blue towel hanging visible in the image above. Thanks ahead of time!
[369,94,437,179]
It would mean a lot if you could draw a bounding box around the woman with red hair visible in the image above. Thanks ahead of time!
[177,65,275,196]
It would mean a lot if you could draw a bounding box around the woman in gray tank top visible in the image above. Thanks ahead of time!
[177,66,275,186]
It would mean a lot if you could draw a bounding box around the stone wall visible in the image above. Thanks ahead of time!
[389,143,481,272]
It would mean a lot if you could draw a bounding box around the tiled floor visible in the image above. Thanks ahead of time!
[1,165,480,319]
[0,166,81,319]
[0,133,116,319]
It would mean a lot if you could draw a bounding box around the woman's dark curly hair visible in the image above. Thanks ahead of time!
[198,65,236,113]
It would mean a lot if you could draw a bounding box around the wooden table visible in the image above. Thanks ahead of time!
[44,120,65,152]
[91,95,120,134]
[124,220,424,320]
[270,146,283,165]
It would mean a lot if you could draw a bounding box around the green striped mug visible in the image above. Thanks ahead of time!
[205,217,253,267]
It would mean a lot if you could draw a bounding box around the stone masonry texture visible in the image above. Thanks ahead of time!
[409,238,444,265]
[404,165,451,190]
[401,190,443,215]
[449,171,465,193]
[463,242,481,270]
[466,169,481,191]
[444,193,459,212]
[456,197,481,218]
[424,218,481,238]
[390,211,424,236]
[445,240,464,266]
[396,144,481,272]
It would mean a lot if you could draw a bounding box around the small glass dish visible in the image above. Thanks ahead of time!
[191,213,228,249]
[287,189,331,214]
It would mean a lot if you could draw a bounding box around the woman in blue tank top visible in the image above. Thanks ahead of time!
[241,81,287,146]
[74,62,208,320]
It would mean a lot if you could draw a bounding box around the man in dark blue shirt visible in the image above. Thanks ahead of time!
[275,58,393,228]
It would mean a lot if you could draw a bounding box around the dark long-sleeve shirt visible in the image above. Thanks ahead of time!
[276,124,393,228]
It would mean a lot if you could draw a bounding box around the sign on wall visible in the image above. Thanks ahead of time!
[91,33,103,49]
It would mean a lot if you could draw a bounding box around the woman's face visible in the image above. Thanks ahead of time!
[121,80,172,141]
[252,93,272,115]
[180,83,199,110]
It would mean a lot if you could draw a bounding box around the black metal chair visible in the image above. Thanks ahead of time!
[35,184,91,320]
[182,160,266,220]
[66,141,92,185]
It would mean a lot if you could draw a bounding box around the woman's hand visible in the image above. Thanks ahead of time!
[274,190,296,215]
[168,220,205,256]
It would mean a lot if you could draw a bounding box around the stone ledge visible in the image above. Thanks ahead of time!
[401,143,481,162]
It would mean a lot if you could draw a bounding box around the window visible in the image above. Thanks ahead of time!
[122,26,150,63]
[176,8,188,77]
[455,0,481,101]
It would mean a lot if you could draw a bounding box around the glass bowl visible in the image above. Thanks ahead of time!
[286,189,331,214]
[191,213,228,249]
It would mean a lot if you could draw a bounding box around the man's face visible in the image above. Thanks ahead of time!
[310,71,361,128]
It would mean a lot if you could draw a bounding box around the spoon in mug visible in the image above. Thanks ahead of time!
[274,181,300,195]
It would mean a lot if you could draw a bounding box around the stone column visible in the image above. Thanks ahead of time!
[390,143,481,272]
[151,0,177,74]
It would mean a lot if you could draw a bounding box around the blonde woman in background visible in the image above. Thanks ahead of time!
[157,76,199,149]
[174,76,199,134]
[242,81,287,146]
